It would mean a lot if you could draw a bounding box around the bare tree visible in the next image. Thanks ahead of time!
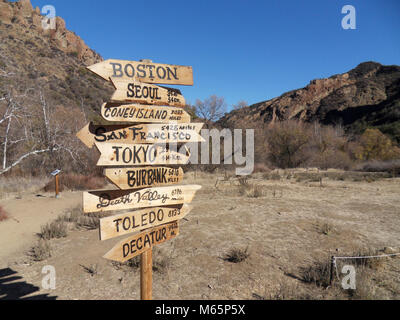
[0,87,82,175]
[195,95,227,125]
[232,100,248,110]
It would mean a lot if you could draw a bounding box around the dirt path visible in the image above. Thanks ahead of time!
[0,192,81,266]
[1,173,399,300]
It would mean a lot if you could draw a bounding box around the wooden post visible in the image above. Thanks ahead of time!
[55,174,60,198]
[140,249,153,300]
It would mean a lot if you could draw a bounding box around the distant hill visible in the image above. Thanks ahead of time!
[0,0,113,122]
[219,62,400,143]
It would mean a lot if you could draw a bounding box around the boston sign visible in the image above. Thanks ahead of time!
[87,59,193,86]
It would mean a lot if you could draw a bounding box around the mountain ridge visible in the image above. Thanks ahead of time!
[219,61,400,143]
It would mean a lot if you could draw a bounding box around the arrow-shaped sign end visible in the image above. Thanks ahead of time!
[86,59,113,82]
[76,122,95,149]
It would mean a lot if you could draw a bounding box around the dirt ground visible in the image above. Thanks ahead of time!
[0,170,399,300]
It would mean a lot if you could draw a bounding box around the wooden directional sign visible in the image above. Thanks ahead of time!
[87,59,193,86]
[83,185,201,213]
[77,122,204,149]
[99,204,191,241]
[95,143,190,167]
[101,103,191,124]
[103,221,180,263]
[110,79,185,107]
[104,167,184,190]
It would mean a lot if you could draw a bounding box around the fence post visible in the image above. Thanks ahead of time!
[329,256,336,286]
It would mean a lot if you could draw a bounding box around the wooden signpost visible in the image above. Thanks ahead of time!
[103,221,180,263]
[87,59,193,85]
[104,167,184,190]
[101,103,191,123]
[77,58,202,300]
[51,169,61,198]
[77,122,203,148]
[95,143,191,166]
[99,204,191,241]
[110,79,186,107]
[83,185,201,213]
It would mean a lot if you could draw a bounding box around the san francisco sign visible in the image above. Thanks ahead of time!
[82,57,200,300]
[77,122,204,148]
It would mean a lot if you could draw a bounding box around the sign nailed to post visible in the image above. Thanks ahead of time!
[110,79,186,107]
[101,103,191,124]
[95,143,191,167]
[83,185,201,213]
[51,169,61,176]
[76,122,204,149]
[80,57,202,301]
[87,59,193,86]
[103,221,180,263]
[104,167,184,190]
[99,204,191,241]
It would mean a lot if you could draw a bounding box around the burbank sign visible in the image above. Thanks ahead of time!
[76,58,254,301]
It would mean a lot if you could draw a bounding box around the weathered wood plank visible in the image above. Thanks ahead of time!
[76,122,204,148]
[103,221,180,263]
[95,143,190,167]
[110,79,185,107]
[83,185,201,213]
[87,59,193,86]
[101,103,191,123]
[99,204,191,241]
[104,167,184,190]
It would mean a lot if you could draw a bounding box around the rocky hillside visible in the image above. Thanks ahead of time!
[0,0,113,121]
[220,62,400,143]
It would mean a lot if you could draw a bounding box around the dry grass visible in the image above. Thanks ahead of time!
[240,184,264,198]
[111,256,141,271]
[56,206,106,230]
[263,172,281,181]
[43,173,105,192]
[317,222,335,236]
[80,264,98,276]
[341,248,389,271]
[237,178,264,198]
[0,176,49,199]
[39,220,68,240]
[270,280,312,300]
[299,247,394,300]
[30,239,51,261]
[0,206,9,222]
[223,247,250,263]
[300,260,332,288]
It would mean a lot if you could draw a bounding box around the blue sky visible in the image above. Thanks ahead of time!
[27,0,400,111]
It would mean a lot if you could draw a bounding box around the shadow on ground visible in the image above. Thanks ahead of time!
[0,268,57,300]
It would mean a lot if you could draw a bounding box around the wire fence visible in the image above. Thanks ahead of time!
[330,251,400,284]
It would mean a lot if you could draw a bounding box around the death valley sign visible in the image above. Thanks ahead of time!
[79,58,202,300]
